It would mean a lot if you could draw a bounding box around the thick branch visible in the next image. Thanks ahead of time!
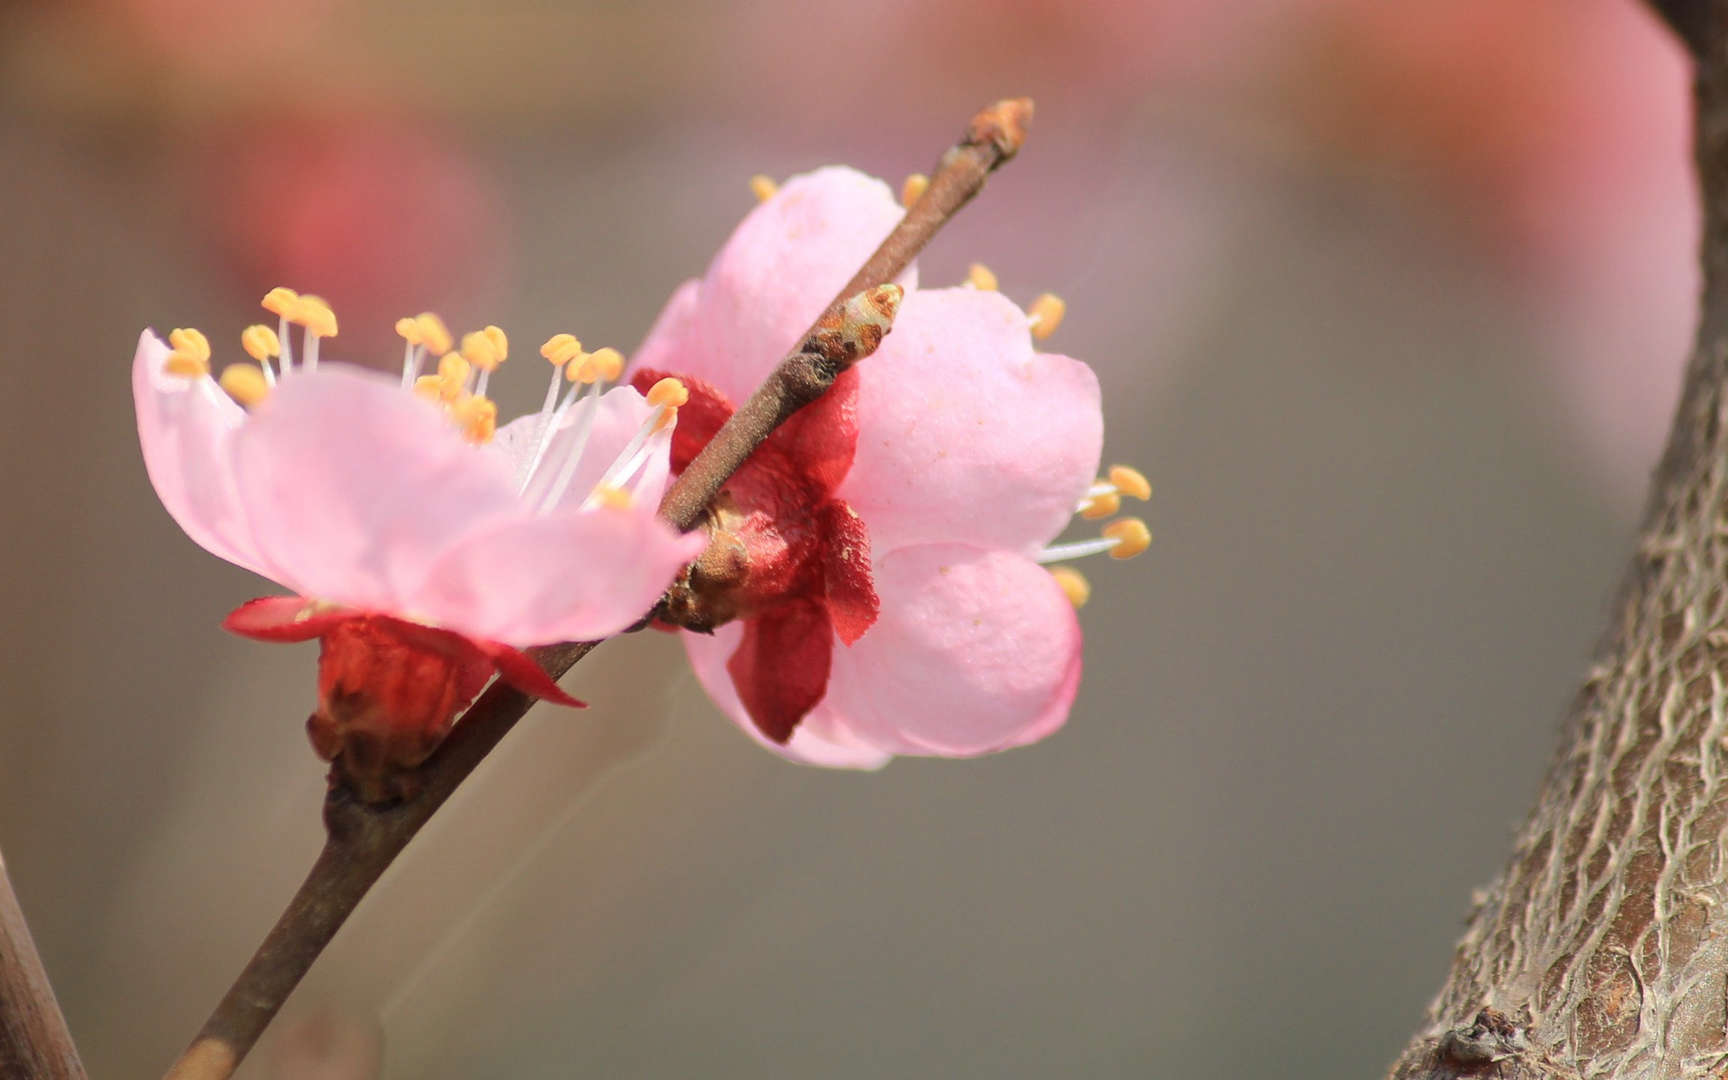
[162,97,1033,1080]
[0,854,86,1080]
[1386,9,1728,1080]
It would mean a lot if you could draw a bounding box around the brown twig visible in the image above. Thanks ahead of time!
[161,97,1034,1080]
[655,96,1031,531]
[0,853,86,1080]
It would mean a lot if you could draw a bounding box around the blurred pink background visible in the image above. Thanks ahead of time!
[0,0,1697,1075]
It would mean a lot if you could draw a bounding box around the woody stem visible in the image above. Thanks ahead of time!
[161,96,1034,1080]
[0,851,86,1080]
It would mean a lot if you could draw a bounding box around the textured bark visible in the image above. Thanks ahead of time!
[1386,8,1728,1079]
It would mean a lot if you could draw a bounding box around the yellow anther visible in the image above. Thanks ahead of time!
[966,263,999,291]
[460,331,500,371]
[261,286,300,317]
[1103,517,1152,560]
[451,394,498,443]
[566,355,599,384]
[293,295,338,337]
[749,174,779,203]
[646,377,688,410]
[1079,491,1121,520]
[167,327,211,364]
[218,364,270,407]
[592,485,633,510]
[588,346,625,383]
[413,375,446,402]
[1108,465,1152,501]
[414,313,452,356]
[482,324,508,363]
[240,324,281,363]
[162,351,210,378]
[901,173,929,207]
[1027,293,1066,340]
[1049,566,1091,609]
[540,332,580,363]
[436,352,471,385]
[395,316,421,344]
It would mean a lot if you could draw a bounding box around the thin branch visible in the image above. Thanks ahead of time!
[161,96,1035,1080]
[655,96,1031,530]
[1647,0,1713,60]
[0,853,86,1080]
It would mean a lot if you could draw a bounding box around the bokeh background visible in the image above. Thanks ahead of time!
[0,0,1698,1076]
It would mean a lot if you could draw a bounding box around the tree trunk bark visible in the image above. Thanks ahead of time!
[1386,6,1728,1078]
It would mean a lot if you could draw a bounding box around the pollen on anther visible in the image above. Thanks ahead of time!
[647,377,689,410]
[241,324,281,362]
[588,347,625,383]
[460,330,501,371]
[966,263,999,291]
[452,394,498,443]
[1103,518,1152,560]
[413,375,445,402]
[294,295,338,337]
[167,327,211,364]
[1027,293,1066,340]
[901,173,929,207]
[1108,465,1152,501]
[1050,566,1091,608]
[541,333,583,367]
[1080,492,1121,520]
[219,364,270,407]
[261,287,300,317]
[414,313,452,356]
[592,485,633,510]
[436,352,471,385]
[482,325,508,363]
[749,175,779,203]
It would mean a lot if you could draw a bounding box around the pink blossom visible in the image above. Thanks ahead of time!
[135,303,704,787]
[633,167,1146,768]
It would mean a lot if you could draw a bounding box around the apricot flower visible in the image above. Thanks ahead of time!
[135,295,704,791]
[634,167,1148,768]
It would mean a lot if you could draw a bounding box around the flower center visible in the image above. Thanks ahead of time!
[158,286,687,516]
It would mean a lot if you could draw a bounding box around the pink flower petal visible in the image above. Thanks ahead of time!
[824,543,1082,757]
[631,166,913,407]
[838,288,1103,555]
[231,364,520,609]
[493,385,669,510]
[133,330,275,578]
[684,623,891,770]
[408,502,706,646]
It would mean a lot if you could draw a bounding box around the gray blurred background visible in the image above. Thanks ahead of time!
[0,0,1697,1075]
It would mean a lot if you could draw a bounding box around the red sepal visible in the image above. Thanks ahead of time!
[480,642,586,707]
[818,500,878,645]
[768,367,859,498]
[726,598,834,743]
[223,596,354,642]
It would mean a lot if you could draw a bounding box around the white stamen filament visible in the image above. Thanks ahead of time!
[534,383,606,513]
[1036,536,1124,564]
[475,369,491,397]
[400,342,420,388]
[304,330,320,372]
[580,408,668,508]
[259,354,277,387]
[516,376,586,495]
[277,315,293,375]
